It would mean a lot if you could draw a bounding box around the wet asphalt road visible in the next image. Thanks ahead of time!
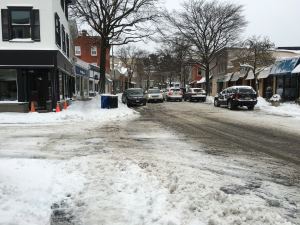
[134,100,300,167]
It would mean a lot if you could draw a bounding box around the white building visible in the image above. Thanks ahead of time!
[0,0,76,112]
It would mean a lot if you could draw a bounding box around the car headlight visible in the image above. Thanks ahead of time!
[148,95,151,98]
[160,95,163,97]
[128,96,133,100]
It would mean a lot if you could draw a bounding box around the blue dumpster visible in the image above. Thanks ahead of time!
[101,95,110,109]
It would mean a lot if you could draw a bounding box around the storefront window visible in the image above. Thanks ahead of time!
[89,80,93,92]
[76,75,81,96]
[276,76,284,98]
[48,72,52,100]
[285,74,297,98]
[84,78,88,96]
[59,72,64,100]
[64,75,69,99]
[0,69,17,101]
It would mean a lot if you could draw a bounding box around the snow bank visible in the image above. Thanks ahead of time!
[0,94,139,125]
[0,158,86,225]
[256,97,300,119]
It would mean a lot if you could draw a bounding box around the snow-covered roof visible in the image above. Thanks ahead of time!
[197,76,212,84]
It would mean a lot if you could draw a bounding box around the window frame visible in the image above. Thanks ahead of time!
[54,13,61,48]
[66,33,69,57]
[62,24,66,53]
[197,67,202,76]
[64,0,68,21]
[10,9,32,40]
[75,46,81,56]
[91,46,97,56]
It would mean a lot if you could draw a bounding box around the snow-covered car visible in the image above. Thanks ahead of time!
[122,88,147,106]
[214,86,257,110]
[166,88,183,102]
[184,88,206,102]
[146,89,164,103]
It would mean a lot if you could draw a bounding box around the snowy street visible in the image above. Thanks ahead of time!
[0,95,300,225]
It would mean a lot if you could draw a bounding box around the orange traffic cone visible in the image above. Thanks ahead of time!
[30,102,35,113]
[56,102,60,113]
[63,101,67,110]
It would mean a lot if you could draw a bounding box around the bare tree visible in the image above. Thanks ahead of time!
[116,44,140,89]
[161,0,248,95]
[234,36,275,96]
[70,0,162,93]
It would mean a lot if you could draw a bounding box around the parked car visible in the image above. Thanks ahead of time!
[165,88,183,102]
[184,88,206,102]
[146,89,164,103]
[162,88,170,100]
[122,88,147,106]
[214,86,257,110]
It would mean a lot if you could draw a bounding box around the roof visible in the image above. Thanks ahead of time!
[269,56,300,76]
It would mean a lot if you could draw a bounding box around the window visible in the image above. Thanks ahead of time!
[65,0,68,20]
[62,25,66,53]
[61,0,64,11]
[0,69,17,101]
[75,46,81,56]
[55,13,61,47]
[1,8,40,41]
[66,33,69,57]
[91,46,97,56]
[197,67,201,76]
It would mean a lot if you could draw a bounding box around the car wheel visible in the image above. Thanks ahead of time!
[143,102,146,106]
[214,99,220,107]
[228,100,234,110]
[247,105,254,110]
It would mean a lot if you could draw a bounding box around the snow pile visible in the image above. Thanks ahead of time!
[0,94,139,125]
[256,97,300,119]
[205,96,214,104]
[0,158,86,225]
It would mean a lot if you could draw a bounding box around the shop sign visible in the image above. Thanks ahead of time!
[76,66,88,77]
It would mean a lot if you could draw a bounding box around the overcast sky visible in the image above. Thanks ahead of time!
[135,0,300,52]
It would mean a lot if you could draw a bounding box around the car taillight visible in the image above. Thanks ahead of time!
[168,92,172,95]
[235,94,238,99]
[180,93,183,95]
[203,93,206,95]
[191,93,196,95]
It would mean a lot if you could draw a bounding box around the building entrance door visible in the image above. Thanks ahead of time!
[27,70,47,110]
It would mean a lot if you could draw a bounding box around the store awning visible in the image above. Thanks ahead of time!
[130,82,136,84]
[245,70,254,80]
[224,73,233,82]
[197,77,206,84]
[257,67,271,79]
[230,73,241,81]
[106,78,112,83]
[269,56,300,76]
[197,76,212,84]
[292,64,300,74]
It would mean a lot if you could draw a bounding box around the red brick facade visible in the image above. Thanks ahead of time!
[73,30,110,75]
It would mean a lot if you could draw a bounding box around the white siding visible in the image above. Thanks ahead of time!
[0,0,71,59]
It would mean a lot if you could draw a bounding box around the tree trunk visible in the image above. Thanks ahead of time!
[99,43,107,94]
[254,74,260,97]
[205,65,210,96]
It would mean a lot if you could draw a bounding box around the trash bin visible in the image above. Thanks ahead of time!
[109,95,118,109]
[265,92,273,100]
[101,95,110,109]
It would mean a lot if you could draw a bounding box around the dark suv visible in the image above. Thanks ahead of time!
[214,86,257,110]
[122,88,147,106]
